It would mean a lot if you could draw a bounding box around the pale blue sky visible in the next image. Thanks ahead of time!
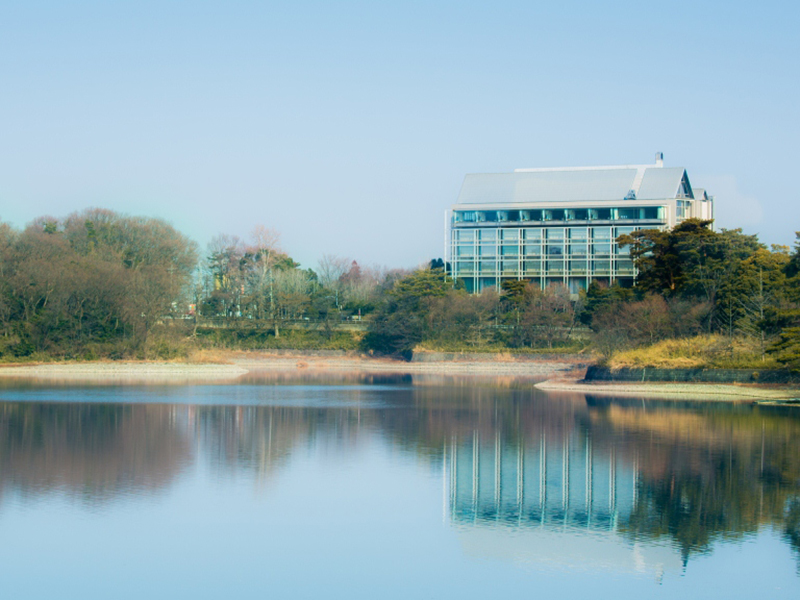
[1,0,798,268]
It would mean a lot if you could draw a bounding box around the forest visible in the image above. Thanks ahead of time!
[0,209,798,370]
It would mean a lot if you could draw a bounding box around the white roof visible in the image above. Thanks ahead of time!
[455,163,692,205]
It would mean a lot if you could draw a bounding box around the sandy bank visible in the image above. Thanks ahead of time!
[230,354,583,377]
[0,362,249,383]
[536,378,800,402]
[0,353,582,383]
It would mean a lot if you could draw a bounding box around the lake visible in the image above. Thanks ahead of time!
[0,371,798,599]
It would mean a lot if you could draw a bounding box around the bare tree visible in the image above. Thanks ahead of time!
[316,254,350,310]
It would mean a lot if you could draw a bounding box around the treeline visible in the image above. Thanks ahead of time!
[0,209,196,358]
[362,219,800,368]
[1,210,799,370]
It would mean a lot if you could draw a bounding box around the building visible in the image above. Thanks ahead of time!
[447,153,714,293]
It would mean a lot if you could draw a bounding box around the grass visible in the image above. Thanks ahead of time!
[414,341,588,354]
[608,335,782,370]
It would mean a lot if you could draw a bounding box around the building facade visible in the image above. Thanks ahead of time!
[447,154,714,293]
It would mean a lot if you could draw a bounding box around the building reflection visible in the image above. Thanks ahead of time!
[447,427,635,531]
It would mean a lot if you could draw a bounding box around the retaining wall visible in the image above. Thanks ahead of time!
[585,365,800,385]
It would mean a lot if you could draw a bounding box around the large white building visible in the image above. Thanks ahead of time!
[447,154,714,294]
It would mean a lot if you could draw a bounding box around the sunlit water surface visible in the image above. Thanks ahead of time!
[0,372,798,599]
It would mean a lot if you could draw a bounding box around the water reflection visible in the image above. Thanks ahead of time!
[0,375,799,575]
[0,403,191,503]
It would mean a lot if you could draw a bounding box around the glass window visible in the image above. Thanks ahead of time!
[570,260,588,275]
[592,242,611,256]
[479,261,496,274]
[546,260,564,274]
[456,245,474,257]
[589,208,612,220]
[547,244,564,257]
[618,208,638,220]
[501,245,518,256]
[643,206,661,219]
[616,259,635,274]
[456,229,475,242]
[593,260,611,274]
[570,243,587,256]
[502,260,518,275]
[501,229,519,241]
[456,261,474,274]
[523,228,542,240]
[592,227,612,239]
[569,228,588,240]
[529,210,543,222]
[546,229,564,240]
[523,243,541,256]
[479,244,497,257]
[479,230,497,241]
[524,260,541,275]
[615,226,636,237]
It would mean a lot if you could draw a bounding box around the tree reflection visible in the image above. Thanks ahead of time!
[0,402,191,502]
[0,380,799,570]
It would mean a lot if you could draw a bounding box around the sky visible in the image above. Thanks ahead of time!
[1,0,798,270]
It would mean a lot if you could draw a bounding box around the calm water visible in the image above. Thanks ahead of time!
[0,372,799,599]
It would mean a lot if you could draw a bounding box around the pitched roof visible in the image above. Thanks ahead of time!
[637,168,687,200]
[455,165,692,205]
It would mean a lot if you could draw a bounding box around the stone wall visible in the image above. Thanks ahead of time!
[585,365,800,385]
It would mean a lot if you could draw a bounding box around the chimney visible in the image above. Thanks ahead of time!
[655,152,664,167]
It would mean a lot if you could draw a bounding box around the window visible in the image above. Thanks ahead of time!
[592,242,611,256]
[479,244,497,257]
[569,228,588,240]
[502,260,518,275]
[616,259,635,274]
[593,260,611,274]
[589,208,612,220]
[523,243,541,256]
[456,261,474,274]
[592,227,612,239]
[570,243,588,256]
[524,260,541,275]
[480,261,496,274]
[570,260,588,275]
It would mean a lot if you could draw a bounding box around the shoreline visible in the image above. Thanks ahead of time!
[1,354,798,404]
[535,378,800,402]
[0,352,584,382]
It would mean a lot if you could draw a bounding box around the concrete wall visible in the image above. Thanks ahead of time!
[585,365,800,385]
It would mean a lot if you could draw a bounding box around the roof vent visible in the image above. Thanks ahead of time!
[655,152,664,167]
[625,189,637,200]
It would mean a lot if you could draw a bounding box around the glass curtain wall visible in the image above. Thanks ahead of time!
[452,225,647,293]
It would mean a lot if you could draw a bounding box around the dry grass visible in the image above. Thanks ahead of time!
[185,348,237,364]
[608,335,781,370]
